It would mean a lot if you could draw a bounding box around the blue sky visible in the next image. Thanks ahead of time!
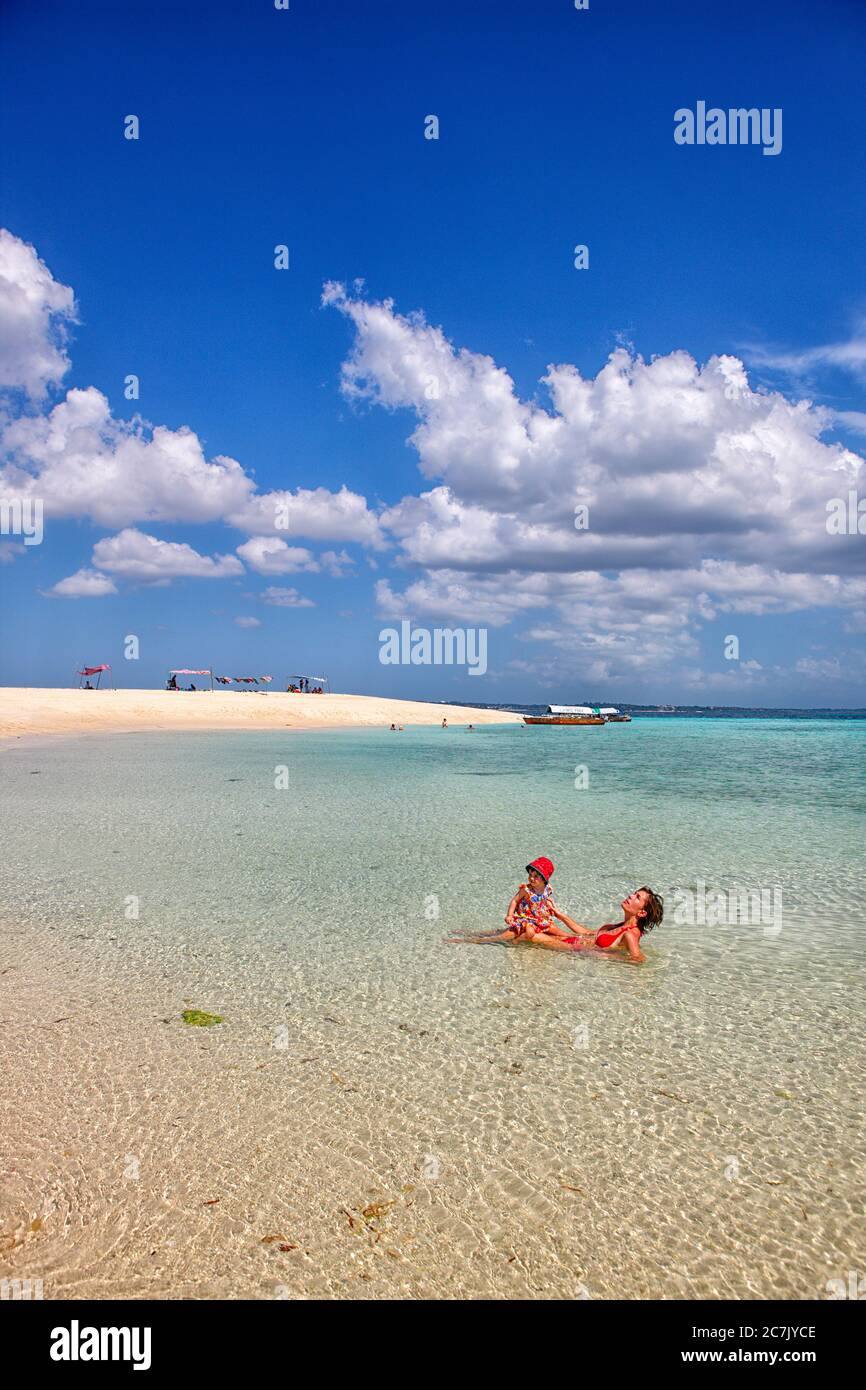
[1,0,864,703]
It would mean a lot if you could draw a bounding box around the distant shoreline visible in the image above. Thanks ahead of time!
[0,689,862,740]
[464,702,866,720]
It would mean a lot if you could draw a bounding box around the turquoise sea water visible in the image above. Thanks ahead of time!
[1,718,864,1299]
[4,717,862,956]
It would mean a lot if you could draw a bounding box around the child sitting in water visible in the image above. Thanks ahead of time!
[508,858,590,940]
[445,857,582,945]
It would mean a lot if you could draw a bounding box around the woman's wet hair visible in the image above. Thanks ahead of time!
[636,887,664,933]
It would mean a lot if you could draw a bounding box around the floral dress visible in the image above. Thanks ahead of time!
[513,883,558,935]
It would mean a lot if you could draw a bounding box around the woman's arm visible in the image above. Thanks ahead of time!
[549,905,592,934]
[535,915,575,939]
[622,928,646,963]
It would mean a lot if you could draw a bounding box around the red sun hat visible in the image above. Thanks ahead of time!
[526,857,554,883]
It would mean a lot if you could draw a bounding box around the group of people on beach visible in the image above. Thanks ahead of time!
[449,858,663,964]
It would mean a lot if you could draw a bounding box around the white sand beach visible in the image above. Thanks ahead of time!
[0,688,521,739]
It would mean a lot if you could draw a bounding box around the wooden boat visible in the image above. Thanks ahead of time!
[523,705,606,726]
[599,706,632,723]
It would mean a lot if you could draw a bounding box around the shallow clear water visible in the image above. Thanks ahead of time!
[1,719,864,1299]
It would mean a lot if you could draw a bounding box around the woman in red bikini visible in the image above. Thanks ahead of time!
[529,887,664,963]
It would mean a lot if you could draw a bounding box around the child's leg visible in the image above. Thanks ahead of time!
[447,925,517,938]
[444,928,518,945]
[537,921,575,939]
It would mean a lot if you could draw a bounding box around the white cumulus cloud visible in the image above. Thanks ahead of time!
[227,485,383,548]
[260,585,314,608]
[236,536,319,575]
[0,231,383,551]
[91,528,244,582]
[45,568,118,599]
[326,282,866,682]
[0,229,76,399]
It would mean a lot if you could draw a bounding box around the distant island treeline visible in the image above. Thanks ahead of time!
[465,703,866,720]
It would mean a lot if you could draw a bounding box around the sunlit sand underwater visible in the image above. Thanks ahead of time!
[1,719,864,1299]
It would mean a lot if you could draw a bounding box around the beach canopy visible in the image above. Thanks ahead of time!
[167,668,214,690]
[76,663,112,689]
